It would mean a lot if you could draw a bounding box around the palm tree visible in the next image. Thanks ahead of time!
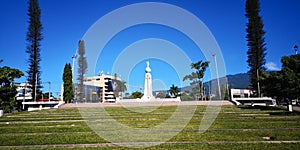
[114,80,127,97]
[169,84,179,98]
[118,81,127,96]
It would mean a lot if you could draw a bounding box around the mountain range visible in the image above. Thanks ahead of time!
[181,73,250,94]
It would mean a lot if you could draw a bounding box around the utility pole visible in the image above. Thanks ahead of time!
[34,75,37,102]
[213,54,222,100]
[226,83,230,100]
[48,81,51,102]
[256,69,261,97]
[23,83,27,109]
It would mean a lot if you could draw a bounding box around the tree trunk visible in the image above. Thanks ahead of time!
[199,82,202,101]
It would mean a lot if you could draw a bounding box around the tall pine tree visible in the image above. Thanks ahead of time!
[26,0,43,100]
[63,63,74,103]
[77,40,87,102]
[245,0,267,97]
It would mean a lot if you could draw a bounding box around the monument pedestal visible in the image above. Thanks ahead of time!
[141,61,153,100]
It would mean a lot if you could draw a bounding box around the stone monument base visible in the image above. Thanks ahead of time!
[116,97,181,103]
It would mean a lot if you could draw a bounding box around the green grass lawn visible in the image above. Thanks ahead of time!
[0,105,299,149]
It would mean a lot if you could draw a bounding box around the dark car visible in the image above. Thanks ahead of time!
[278,100,287,106]
[297,100,300,106]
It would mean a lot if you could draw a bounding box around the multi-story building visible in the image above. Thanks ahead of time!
[15,83,33,100]
[84,74,120,103]
[62,73,121,103]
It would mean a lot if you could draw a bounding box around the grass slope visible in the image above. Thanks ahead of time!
[0,105,299,149]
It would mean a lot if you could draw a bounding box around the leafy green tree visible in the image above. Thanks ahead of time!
[261,71,283,101]
[169,84,179,98]
[0,66,24,113]
[245,0,267,96]
[262,54,300,102]
[129,91,143,99]
[26,0,43,100]
[280,54,300,100]
[77,40,87,102]
[63,63,74,103]
[183,61,209,100]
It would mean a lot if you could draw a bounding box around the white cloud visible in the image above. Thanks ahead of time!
[266,62,280,71]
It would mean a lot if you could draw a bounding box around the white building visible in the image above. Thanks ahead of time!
[62,73,121,103]
[230,88,276,106]
[84,74,121,103]
[15,83,32,100]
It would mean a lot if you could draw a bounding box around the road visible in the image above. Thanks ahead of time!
[293,106,300,111]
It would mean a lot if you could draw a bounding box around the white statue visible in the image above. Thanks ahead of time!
[145,61,151,73]
[142,61,153,100]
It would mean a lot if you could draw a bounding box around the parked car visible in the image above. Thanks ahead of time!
[291,100,297,105]
[278,100,287,106]
[296,100,300,106]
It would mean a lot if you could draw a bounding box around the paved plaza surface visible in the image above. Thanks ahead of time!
[61,100,234,108]
[293,106,300,111]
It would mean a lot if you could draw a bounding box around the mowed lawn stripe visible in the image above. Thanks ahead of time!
[0,141,300,149]
[0,105,299,149]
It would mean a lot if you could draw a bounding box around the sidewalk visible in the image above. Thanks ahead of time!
[61,100,234,108]
[293,106,300,111]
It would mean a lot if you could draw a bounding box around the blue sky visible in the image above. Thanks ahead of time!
[0,0,299,96]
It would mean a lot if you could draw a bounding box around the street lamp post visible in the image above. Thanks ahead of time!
[72,54,77,101]
[294,45,298,55]
[72,54,77,82]
[212,54,222,100]
[208,82,211,101]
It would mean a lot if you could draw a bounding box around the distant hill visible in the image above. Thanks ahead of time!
[226,73,250,89]
[154,73,250,95]
[181,73,250,94]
